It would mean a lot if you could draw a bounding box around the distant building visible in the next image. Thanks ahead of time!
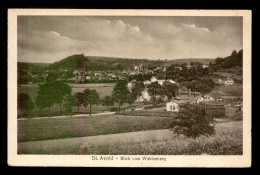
[127,82,133,89]
[95,72,102,76]
[186,62,192,69]
[223,78,234,86]
[197,95,215,103]
[85,76,91,80]
[168,80,176,84]
[144,80,151,85]
[151,76,158,83]
[202,64,209,69]
[136,89,151,102]
[217,79,223,84]
[158,79,165,85]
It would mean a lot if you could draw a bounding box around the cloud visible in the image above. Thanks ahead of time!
[18,16,243,63]
[183,24,211,32]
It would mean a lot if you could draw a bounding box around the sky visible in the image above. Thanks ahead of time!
[18,16,243,63]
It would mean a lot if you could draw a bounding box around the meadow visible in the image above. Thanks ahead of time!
[82,128,242,155]
[19,120,243,155]
[18,114,173,142]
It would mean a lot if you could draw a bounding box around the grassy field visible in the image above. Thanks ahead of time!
[18,114,173,142]
[79,121,243,155]
[20,121,242,155]
[209,83,243,97]
[81,128,242,155]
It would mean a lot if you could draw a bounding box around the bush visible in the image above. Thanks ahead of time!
[169,104,215,138]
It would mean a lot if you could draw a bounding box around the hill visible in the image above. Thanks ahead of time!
[44,54,215,71]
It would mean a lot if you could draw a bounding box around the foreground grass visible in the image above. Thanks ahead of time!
[23,126,242,155]
[81,128,242,155]
[18,115,173,142]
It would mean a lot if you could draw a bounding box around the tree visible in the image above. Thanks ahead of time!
[112,80,130,113]
[101,96,114,110]
[36,73,72,116]
[127,92,137,110]
[63,94,77,114]
[162,82,179,101]
[52,81,72,115]
[170,104,215,138]
[36,83,56,116]
[147,82,162,105]
[89,89,100,116]
[75,92,84,114]
[132,81,145,98]
[18,93,34,118]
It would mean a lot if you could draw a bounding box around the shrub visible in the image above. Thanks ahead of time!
[169,104,215,138]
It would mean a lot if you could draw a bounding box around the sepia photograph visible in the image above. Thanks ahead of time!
[8,9,251,167]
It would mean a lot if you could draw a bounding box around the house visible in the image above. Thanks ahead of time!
[129,72,135,76]
[85,76,91,80]
[127,82,133,89]
[223,78,234,86]
[168,80,176,84]
[144,80,151,85]
[186,62,192,69]
[197,95,215,103]
[136,89,151,102]
[217,79,223,84]
[213,96,223,102]
[95,72,102,76]
[151,76,158,83]
[166,101,180,112]
[158,79,165,85]
[202,64,209,69]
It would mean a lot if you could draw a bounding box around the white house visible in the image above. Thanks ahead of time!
[202,64,209,69]
[223,78,234,86]
[127,82,133,89]
[136,89,151,102]
[166,101,180,112]
[217,79,223,84]
[158,79,165,85]
[168,80,176,84]
[186,62,192,69]
[85,76,91,80]
[151,76,158,83]
[197,95,215,103]
[95,72,102,76]
[144,80,151,85]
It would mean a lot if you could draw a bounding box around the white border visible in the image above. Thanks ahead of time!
[8,9,252,167]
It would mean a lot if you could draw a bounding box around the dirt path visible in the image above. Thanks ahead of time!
[18,121,242,154]
[18,111,116,121]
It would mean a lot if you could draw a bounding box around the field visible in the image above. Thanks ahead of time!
[18,114,173,142]
[18,83,117,117]
[82,127,242,155]
[209,83,243,97]
[18,119,243,155]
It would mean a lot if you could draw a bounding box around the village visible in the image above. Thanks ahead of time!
[18,56,242,121]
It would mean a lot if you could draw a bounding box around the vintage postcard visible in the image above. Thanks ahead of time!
[8,9,252,167]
